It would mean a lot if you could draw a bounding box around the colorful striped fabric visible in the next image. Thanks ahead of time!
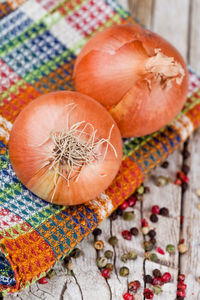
[0,0,200,295]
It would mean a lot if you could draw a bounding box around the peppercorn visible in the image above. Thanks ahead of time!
[105,263,114,271]
[144,288,154,299]
[142,227,149,235]
[155,175,170,187]
[161,272,171,283]
[123,293,134,300]
[151,205,160,215]
[128,280,141,292]
[178,274,185,282]
[46,269,56,279]
[123,211,135,221]
[148,229,156,238]
[137,185,144,194]
[152,277,162,286]
[109,211,118,221]
[104,250,113,259]
[108,236,118,246]
[38,277,48,284]
[152,269,162,278]
[144,275,153,284]
[141,218,148,227]
[96,257,108,268]
[178,243,188,254]
[136,193,143,202]
[153,285,162,295]
[121,253,128,263]
[120,201,129,210]
[116,207,123,216]
[69,248,82,258]
[94,240,104,250]
[177,282,187,290]
[150,214,158,223]
[122,230,132,240]
[182,181,188,192]
[144,241,153,251]
[166,244,175,254]
[101,268,111,279]
[177,290,186,297]
[144,186,150,193]
[161,161,169,169]
[150,238,157,245]
[119,266,129,277]
[149,253,159,262]
[182,164,190,174]
[127,250,137,260]
[63,256,71,266]
[157,247,165,255]
[159,207,169,216]
[130,227,139,236]
[182,149,190,159]
[92,228,102,236]
[127,196,136,207]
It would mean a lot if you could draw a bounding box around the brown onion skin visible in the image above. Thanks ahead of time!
[74,24,189,137]
[9,91,123,205]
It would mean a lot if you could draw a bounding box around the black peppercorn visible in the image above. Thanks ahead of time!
[92,228,102,236]
[159,207,169,216]
[144,274,153,284]
[152,269,162,278]
[182,181,188,192]
[161,161,169,169]
[130,227,139,236]
[150,238,157,245]
[116,207,123,216]
[150,214,158,223]
[182,149,190,159]
[144,186,150,193]
[70,248,82,258]
[109,211,118,221]
[63,256,71,265]
[182,164,190,174]
[148,229,156,238]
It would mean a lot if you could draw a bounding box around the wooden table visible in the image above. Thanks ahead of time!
[5,1,200,299]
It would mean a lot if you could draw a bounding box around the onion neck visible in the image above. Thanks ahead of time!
[144,48,185,90]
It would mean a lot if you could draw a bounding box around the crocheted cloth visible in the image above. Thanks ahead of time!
[0,0,200,295]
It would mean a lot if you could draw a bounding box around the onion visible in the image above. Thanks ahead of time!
[74,24,188,137]
[9,91,123,205]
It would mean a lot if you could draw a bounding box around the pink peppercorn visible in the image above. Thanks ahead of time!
[101,268,111,279]
[122,230,132,240]
[157,247,165,255]
[177,282,187,290]
[141,218,148,227]
[152,205,160,214]
[177,290,186,297]
[38,277,48,284]
[123,292,134,300]
[178,274,185,282]
[161,272,171,283]
[152,277,162,286]
[144,288,154,299]
[120,201,129,210]
[127,196,136,207]
[174,178,182,185]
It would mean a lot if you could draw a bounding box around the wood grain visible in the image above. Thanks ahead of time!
[128,0,154,28]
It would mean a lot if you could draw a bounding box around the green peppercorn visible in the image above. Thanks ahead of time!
[155,176,170,187]
[166,244,175,254]
[123,211,135,221]
[104,250,113,259]
[96,257,108,268]
[127,251,137,260]
[153,285,162,295]
[108,236,118,246]
[105,263,114,271]
[46,269,56,279]
[121,253,128,263]
[69,248,83,258]
[119,266,129,277]
[144,241,154,252]
[149,253,159,262]
[137,185,144,194]
[94,240,104,250]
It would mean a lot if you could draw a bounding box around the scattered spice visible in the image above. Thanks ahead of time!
[119,266,129,277]
[122,230,132,240]
[96,257,108,268]
[120,201,129,210]
[152,277,162,286]
[104,250,113,259]
[149,253,159,262]
[166,244,175,254]
[178,274,185,282]
[153,269,162,278]
[178,243,188,254]
[142,227,149,235]
[127,251,137,260]
[141,218,148,227]
[130,227,139,236]
[144,275,153,284]
[123,293,134,300]
[148,229,156,238]
[151,205,160,214]
[109,211,118,221]
[137,185,144,195]
[144,288,154,299]
[105,263,114,271]
[150,238,157,245]
[161,272,171,283]
[108,236,118,246]
[94,240,104,250]
[123,211,135,221]
[157,247,165,255]
[161,161,169,168]
[46,269,56,279]
[128,280,141,292]
[174,178,182,186]
[177,290,186,297]
[153,285,162,295]
[63,256,71,266]
[127,196,136,207]
[69,248,82,258]
[92,228,102,236]
[121,253,128,263]
[177,282,187,290]
[116,207,123,216]
[159,207,169,217]
[144,186,150,193]
[101,268,111,279]
[144,241,154,252]
[38,277,48,284]
[150,214,159,223]
[155,175,170,187]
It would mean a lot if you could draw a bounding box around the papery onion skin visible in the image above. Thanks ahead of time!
[74,24,189,137]
[9,91,123,205]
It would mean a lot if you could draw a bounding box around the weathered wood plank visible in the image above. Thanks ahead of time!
[128,0,154,28]
[189,0,200,73]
